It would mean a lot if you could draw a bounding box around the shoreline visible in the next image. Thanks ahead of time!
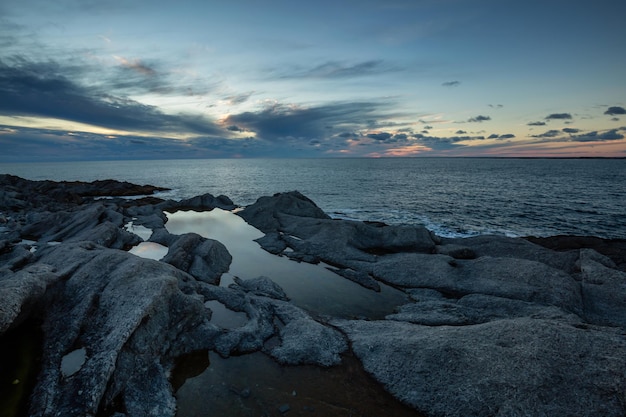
[2,175,626,417]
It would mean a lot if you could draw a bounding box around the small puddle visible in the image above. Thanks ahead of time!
[124,221,153,241]
[60,348,86,378]
[175,351,423,417]
[164,209,407,319]
[129,242,168,260]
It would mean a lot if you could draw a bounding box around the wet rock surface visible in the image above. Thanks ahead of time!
[2,178,626,417]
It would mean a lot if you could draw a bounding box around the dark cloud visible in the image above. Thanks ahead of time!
[367,132,393,141]
[423,125,433,130]
[571,129,625,142]
[612,117,621,122]
[488,104,503,108]
[545,113,572,120]
[562,128,580,134]
[531,130,562,138]
[393,133,408,140]
[223,101,385,142]
[0,58,224,136]
[279,60,391,79]
[605,106,626,116]
[442,80,460,87]
[527,121,546,126]
[456,130,467,134]
[488,133,516,140]
[468,115,491,123]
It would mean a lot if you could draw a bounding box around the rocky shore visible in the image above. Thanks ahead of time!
[1,174,626,417]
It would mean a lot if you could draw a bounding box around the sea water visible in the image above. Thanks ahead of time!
[1,158,625,239]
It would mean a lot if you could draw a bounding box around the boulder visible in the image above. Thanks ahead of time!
[161,233,232,285]
[238,191,330,233]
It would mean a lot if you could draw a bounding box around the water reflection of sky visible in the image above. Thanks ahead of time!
[165,209,407,319]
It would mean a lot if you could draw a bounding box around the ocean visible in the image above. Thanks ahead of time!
[1,158,625,239]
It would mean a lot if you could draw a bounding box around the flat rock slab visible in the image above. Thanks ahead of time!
[334,318,626,417]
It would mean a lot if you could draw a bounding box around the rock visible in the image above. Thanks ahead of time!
[254,232,288,254]
[26,242,215,417]
[445,234,580,273]
[527,234,626,271]
[238,191,331,233]
[327,267,381,291]
[232,276,289,301]
[266,300,348,367]
[166,193,237,212]
[334,318,626,417]
[0,263,58,332]
[161,233,232,285]
[435,243,476,259]
[372,253,583,315]
[579,249,626,328]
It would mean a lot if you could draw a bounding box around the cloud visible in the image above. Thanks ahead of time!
[367,132,393,141]
[571,129,625,142]
[442,80,460,87]
[545,113,572,120]
[527,121,546,126]
[531,130,562,138]
[605,106,626,116]
[468,115,491,123]
[488,133,515,140]
[0,58,224,136]
[488,104,503,108]
[278,60,392,79]
[223,101,386,142]
[562,128,580,134]
[456,130,467,134]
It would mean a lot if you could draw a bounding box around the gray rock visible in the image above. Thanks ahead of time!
[579,249,626,328]
[334,318,626,417]
[327,267,381,291]
[238,191,331,233]
[161,233,232,285]
[435,243,476,259]
[373,253,583,315]
[266,299,348,367]
[387,294,579,326]
[254,232,288,254]
[26,242,214,417]
[0,263,58,332]
[443,234,580,273]
[232,276,289,301]
[168,193,237,211]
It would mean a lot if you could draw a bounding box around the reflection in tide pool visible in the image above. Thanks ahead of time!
[129,242,169,261]
[175,351,421,417]
[165,209,407,319]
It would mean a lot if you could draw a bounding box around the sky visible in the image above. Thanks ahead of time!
[1,0,625,161]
